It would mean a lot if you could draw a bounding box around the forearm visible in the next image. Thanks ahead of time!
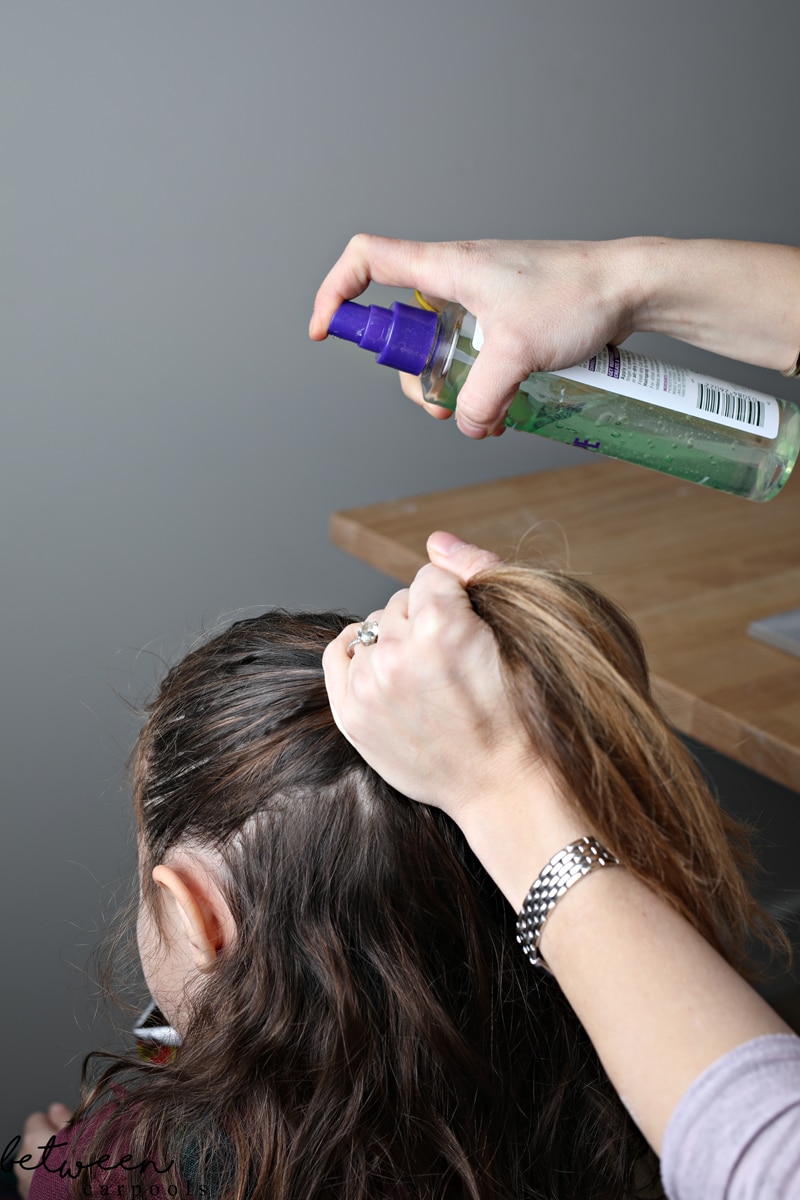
[540,867,790,1156]
[457,777,792,1158]
[627,236,800,374]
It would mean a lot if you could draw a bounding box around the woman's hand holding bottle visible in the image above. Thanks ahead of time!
[310,234,641,437]
[310,234,800,437]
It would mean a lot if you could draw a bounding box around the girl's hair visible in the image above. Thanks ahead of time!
[468,565,787,972]
[72,564,788,1199]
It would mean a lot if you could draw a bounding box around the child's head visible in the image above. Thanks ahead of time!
[76,571,786,1200]
[129,608,515,1047]
[84,603,652,1198]
[131,608,385,1035]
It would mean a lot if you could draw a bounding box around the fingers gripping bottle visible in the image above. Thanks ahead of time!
[326,298,800,501]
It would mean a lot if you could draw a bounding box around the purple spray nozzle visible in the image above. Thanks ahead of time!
[328,300,439,376]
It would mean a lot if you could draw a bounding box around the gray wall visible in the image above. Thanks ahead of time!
[2,0,799,1148]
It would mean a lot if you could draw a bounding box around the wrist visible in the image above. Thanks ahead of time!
[625,237,800,371]
[614,235,682,336]
[587,236,663,340]
[454,765,590,910]
[517,835,620,969]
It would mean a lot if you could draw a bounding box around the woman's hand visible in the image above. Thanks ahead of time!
[310,234,642,437]
[323,531,584,907]
[311,234,800,437]
[324,532,517,814]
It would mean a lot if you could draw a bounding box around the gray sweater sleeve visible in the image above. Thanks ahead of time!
[660,1032,800,1200]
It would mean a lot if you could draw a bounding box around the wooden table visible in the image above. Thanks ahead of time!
[331,460,800,793]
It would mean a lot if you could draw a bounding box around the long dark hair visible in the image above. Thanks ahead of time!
[71,605,653,1198]
[70,568,786,1198]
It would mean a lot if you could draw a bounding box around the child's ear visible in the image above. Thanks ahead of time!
[152,860,235,969]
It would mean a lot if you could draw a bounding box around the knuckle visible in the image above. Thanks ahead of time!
[370,637,406,689]
[412,562,440,588]
[461,546,502,578]
[347,232,371,252]
[414,596,457,644]
[347,669,374,711]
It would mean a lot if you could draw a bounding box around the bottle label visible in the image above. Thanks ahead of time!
[552,347,780,439]
[470,321,780,439]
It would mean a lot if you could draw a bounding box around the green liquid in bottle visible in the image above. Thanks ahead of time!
[424,325,800,503]
[325,295,800,502]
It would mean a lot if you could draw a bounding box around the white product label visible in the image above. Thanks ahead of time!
[471,321,779,439]
[468,313,484,350]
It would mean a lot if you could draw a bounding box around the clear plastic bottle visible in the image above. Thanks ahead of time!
[327,298,800,502]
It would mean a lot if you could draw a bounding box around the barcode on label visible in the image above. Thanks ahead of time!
[696,383,764,429]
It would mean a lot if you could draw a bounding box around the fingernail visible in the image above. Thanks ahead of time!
[430,531,472,556]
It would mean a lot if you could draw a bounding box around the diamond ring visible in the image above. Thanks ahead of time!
[346,619,380,657]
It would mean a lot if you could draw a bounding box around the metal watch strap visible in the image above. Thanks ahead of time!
[516,836,619,969]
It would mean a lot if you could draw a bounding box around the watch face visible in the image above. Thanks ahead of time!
[132,998,181,1063]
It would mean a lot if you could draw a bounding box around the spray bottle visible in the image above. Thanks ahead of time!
[326,296,800,501]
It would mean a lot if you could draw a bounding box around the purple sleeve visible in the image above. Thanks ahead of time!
[660,1032,800,1200]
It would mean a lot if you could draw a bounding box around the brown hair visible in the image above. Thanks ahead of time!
[467,564,788,973]
[71,567,787,1199]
